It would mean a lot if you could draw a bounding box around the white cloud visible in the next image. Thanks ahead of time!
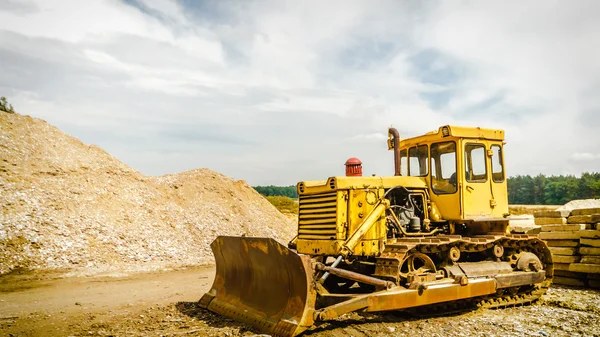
[572,153,600,161]
[350,133,387,141]
[0,0,598,184]
[0,0,161,42]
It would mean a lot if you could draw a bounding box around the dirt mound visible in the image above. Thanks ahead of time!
[0,112,296,275]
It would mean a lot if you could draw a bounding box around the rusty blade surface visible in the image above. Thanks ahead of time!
[200,236,316,337]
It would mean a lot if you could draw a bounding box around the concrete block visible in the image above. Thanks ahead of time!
[554,263,571,271]
[552,255,581,263]
[546,240,579,247]
[535,217,567,225]
[539,232,580,240]
[581,256,600,265]
[569,263,600,274]
[540,224,585,232]
[580,239,600,247]
[533,210,571,218]
[579,247,600,255]
[549,247,578,255]
[510,224,541,234]
[553,276,586,287]
[553,270,585,278]
[571,208,600,216]
[578,230,600,239]
[509,215,539,234]
[568,215,594,224]
[509,215,534,225]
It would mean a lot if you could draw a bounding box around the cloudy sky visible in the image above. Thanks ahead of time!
[0,0,598,185]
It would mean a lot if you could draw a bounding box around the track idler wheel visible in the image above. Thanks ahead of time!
[399,252,437,282]
[516,252,543,272]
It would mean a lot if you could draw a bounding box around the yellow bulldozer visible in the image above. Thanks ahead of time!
[200,125,553,337]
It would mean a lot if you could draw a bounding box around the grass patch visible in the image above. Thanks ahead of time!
[266,196,298,214]
[508,204,560,215]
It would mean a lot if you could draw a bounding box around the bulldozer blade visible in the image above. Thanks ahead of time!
[200,236,316,337]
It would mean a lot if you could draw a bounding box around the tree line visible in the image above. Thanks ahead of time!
[508,172,600,205]
[253,185,298,198]
[254,172,600,205]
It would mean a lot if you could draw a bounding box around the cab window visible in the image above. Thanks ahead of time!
[465,143,487,182]
[408,145,428,176]
[491,145,504,182]
[430,141,457,194]
[399,149,408,176]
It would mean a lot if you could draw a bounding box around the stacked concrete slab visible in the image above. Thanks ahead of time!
[569,209,600,288]
[509,215,540,234]
[534,209,585,286]
[534,208,600,287]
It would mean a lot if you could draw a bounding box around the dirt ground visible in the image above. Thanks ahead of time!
[1,267,600,337]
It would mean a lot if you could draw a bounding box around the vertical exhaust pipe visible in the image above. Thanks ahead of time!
[388,128,401,176]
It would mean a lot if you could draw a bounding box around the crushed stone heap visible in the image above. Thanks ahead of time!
[0,112,296,275]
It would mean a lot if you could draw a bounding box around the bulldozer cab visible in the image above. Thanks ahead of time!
[392,125,508,220]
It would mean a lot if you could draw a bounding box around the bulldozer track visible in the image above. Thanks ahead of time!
[375,234,553,316]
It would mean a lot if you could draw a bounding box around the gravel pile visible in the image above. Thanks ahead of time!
[0,112,296,275]
[557,199,600,211]
[71,286,600,337]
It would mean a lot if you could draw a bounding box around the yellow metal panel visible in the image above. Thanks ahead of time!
[345,188,387,256]
[459,139,509,219]
[333,176,427,190]
[490,143,509,217]
[296,190,348,255]
[299,218,337,225]
[491,182,509,217]
[298,229,337,235]
[300,207,336,214]
[296,239,342,255]
[336,191,348,240]
[446,126,504,140]
[301,180,328,187]
[346,189,365,239]
[461,139,493,218]
[429,192,462,220]
[298,176,427,196]
[298,224,337,229]
[365,278,497,312]
[299,213,337,219]
[299,202,336,209]
[301,196,337,204]
[399,125,504,149]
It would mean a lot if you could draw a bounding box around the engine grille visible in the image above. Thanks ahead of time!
[298,191,338,240]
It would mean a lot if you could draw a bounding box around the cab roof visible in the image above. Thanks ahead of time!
[398,125,504,148]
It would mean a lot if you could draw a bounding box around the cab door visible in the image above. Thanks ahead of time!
[461,141,493,218]
[429,140,462,220]
[489,143,508,217]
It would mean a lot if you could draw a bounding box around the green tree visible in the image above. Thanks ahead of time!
[253,185,298,198]
[532,174,546,204]
[0,97,15,113]
[508,172,600,205]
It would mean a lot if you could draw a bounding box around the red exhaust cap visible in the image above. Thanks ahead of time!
[345,157,362,177]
